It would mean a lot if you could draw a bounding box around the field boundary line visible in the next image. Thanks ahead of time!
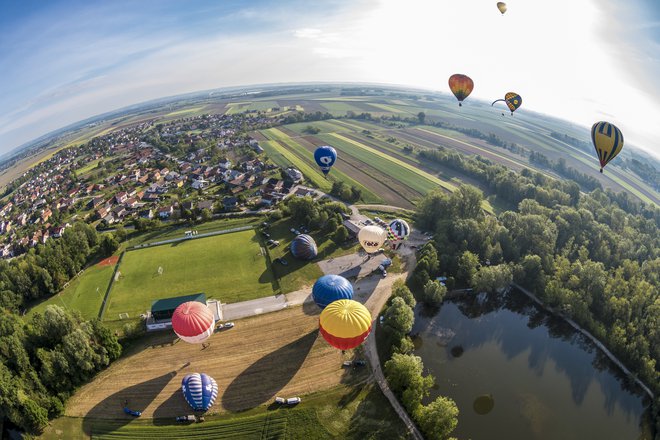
[98,251,125,320]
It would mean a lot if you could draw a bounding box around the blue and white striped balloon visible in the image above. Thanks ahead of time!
[181,373,218,411]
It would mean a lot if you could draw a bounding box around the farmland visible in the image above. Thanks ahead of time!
[104,229,275,324]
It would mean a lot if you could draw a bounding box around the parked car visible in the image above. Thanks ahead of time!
[275,258,288,266]
[267,239,275,245]
[224,322,234,329]
[289,227,296,233]
[342,360,353,367]
[275,397,286,404]
[216,323,224,330]
[176,415,196,423]
[123,407,141,417]
[272,240,280,246]
[262,231,271,238]
[262,222,270,228]
[286,397,301,405]
[353,360,367,367]
[374,217,381,222]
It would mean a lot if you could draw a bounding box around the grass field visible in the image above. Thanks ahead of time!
[27,263,116,320]
[260,139,333,192]
[105,230,275,323]
[124,216,263,247]
[42,382,407,440]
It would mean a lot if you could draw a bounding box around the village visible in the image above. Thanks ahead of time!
[0,112,309,259]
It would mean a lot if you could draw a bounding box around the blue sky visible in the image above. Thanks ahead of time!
[1,0,659,159]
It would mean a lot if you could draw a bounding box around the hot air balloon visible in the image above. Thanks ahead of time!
[358,225,388,253]
[387,219,411,242]
[591,121,624,173]
[319,299,372,350]
[290,234,318,260]
[496,2,507,14]
[172,301,215,344]
[492,92,522,115]
[448,74,474,107]
[312,275,354,309]
[181,373,218,411]
[314,146,337,175]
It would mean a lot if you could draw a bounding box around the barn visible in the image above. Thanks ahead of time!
[146,293,218,331]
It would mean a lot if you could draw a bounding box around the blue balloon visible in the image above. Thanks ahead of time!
[182,373,218,411]
[312,275,354,309]
[290,234,318,260]
[314,146,337,175]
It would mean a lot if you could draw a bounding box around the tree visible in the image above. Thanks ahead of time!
[383,297,414,336]
[417,111,426,124]
[99,234,119,257]
[415,396,459,440]
[200,208,212,222]
[384,353,434,412]
[457,251,480,285]
[391,279,416,308]
[421,280,446,306]
[333,225,349,243]
[471,264,513,293]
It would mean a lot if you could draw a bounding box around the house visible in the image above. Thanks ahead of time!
[286,168,303,183]
[112,206,128,219]
[139,209,154,219]
[223,197,238,210]
[88,196,105,209]
[182,201,194,211]
[197,200,214,211]
[218,159,232,170]
[343,220,361,237]
[125,197,139,208]
[115,192,128,204]
[191,178,208,190]
[158,206,174,218]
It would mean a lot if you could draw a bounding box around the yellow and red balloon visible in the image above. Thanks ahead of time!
[319,299,372,350]
[448,74,474,107]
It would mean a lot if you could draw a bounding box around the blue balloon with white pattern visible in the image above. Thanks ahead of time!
[181,373,218,411]
[314,146,337,175]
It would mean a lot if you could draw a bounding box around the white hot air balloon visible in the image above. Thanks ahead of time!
[358,225,388,253]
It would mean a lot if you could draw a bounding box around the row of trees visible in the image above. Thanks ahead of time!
[0,223,117,311]
[379,280,459,439]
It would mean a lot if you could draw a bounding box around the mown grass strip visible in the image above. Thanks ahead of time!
[324,133,457,193]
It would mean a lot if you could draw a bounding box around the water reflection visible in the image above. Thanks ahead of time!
[412,288,652,440]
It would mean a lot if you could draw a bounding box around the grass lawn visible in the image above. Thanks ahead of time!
[262,220,360,293]
[104,230,275,323]
[40,382,408,440]
[27,264,116,320]
[124,216,262,247]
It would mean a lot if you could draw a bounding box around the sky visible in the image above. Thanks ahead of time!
[1,0,659,159]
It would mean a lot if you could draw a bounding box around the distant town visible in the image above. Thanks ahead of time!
[0,112,309,259]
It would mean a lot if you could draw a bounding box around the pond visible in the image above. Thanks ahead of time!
[411,288,653,440]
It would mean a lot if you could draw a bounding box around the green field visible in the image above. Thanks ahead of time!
[260,139,333,192]
[27,264,116,320]
[40,383,407,440]
[105,230,275,322]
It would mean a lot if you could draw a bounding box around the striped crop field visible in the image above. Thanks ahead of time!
[259,140,333,192]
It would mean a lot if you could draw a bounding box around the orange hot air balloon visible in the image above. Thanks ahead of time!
[448,74,474,107]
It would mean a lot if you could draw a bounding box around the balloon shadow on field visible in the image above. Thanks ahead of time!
[221,330,318,411]
[152,388,191,426]
[302,294,321,316]
[82,371,178,437]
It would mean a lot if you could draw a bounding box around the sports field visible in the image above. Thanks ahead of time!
[104,230,275,323]
[28,263,116,320]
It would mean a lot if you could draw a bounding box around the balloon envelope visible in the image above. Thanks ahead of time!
[448,74,474,106]
[497,2,507,14]
[358,225,387,253]
[387,219,411,242]
[312,275,354,309]
[492,92,522,115]
[591,121,624,173]
[172,301,215,344]
[319,299,372,350]
[181,373,218,411]
[314,146,337,175]
[290,234,318,260]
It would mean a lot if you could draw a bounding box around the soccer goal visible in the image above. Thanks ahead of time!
[157,266,164,276]
[119,313,129,320]
[114,270,122,282]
